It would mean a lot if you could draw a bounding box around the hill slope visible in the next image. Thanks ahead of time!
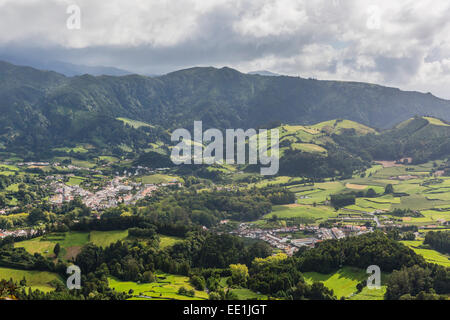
[333,116,450,163]
[0,61,450,154]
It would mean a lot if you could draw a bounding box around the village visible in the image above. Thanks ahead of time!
[47,176,168,210]
[0,228,39,240]
[230,222,373,256]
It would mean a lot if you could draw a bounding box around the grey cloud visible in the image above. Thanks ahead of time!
[0,0,450,98]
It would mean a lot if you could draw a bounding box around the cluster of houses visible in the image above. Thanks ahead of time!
[0,228,38,239]
[231,222,373,256]
[16,161,50,167]
[48,176,160,210]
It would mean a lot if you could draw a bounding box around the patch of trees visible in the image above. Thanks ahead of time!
[278,148,368,179]
[385,264,450,300]
[70,215,193,238]
[0,246,64,273]
[330,193,355,210]
[388,208,423,218]
[248,254,335,300]
[168,233,272,269]
[128,227,158,239]
[296,232,425,274]
[73,231,272,286]
[134,151,175,169]
[137,187,290,224]
[424,231,450,254]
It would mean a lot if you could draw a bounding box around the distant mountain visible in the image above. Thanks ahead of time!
[248,70,280,77]
[0,55,132,76]
[36,60,132,77]
[0,61,450,155]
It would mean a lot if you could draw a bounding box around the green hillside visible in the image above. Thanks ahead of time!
[1,61,450,157]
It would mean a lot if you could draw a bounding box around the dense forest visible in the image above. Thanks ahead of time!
[424,231,450,254]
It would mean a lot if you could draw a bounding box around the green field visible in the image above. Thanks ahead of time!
[401,240,450,267]
[53,146,89,154]
[303,267,387,300]
[279,163,450,227]
[67,176,86,186]
[90,230,129,248]
[15,230,129,260]
[108,273,208,300]
[262,204,337,222]
[349,285,387,300]
[117,117,154,129]
[139,174,181,184]
[229,288,268,300]
[98,156,120,163]
[294,181,346,205]
[0,267,62,293]
[159,235,183,249]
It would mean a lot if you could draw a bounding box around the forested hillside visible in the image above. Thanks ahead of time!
[1,61,450,156]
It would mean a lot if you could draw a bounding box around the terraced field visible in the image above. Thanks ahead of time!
[278,162,450,227]
[401,240,450,267]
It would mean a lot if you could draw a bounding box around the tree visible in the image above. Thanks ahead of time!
[190,275,205,290]
[20,277,27,287]
[366,188,377,198]
[384,184,394,194]
[28,208,47,224]
[229,264,249,286]
[142,271,155,283]
[178,286,188,296]
[0,194,6,207]
[53,243,61,257]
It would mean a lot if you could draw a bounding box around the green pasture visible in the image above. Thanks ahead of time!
[108,273,208,300]
[401,240,450,267]
[139,174,181,184]
[159,235,183,249]
[303,266,387,300]
[262,205,337,223]
[0,267,62,293]
[15,230,129,260]
[90,230,129,248]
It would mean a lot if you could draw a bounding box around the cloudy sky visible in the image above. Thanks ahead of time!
[1,0,450,98]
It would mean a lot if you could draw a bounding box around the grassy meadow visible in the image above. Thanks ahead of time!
[0,267,62,293]
[303,267,388,300]
[108,273,208,300]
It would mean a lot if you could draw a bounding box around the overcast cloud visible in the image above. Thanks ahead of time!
[1,0,450,98]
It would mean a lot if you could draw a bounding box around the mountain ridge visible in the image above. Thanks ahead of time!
[0,61,450,155]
